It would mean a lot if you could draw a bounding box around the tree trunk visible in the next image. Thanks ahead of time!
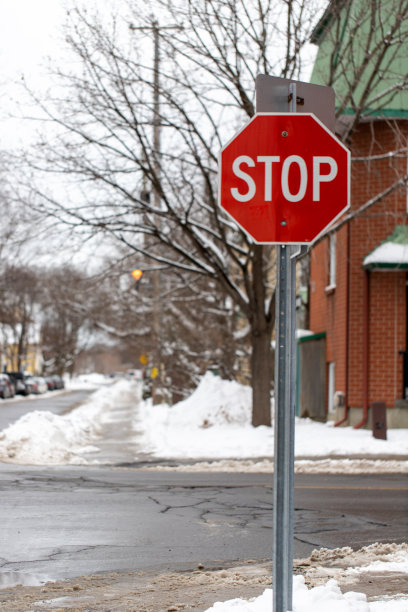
[250,326,273,427]
[250,245,273,427]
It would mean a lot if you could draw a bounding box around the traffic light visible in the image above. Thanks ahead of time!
[131,269,143,281]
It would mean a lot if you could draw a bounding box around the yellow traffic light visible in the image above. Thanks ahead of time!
[131,269,143,281]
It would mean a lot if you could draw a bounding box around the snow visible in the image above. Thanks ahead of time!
[363,241,408,267]
[0,372,406,467]
[205,544,408,611]
[67,372,114,389]
[140,458,408,474]
[204,577,408,611]
[136,372,408,461]
[0,378,129,464]
[0,373,406,609]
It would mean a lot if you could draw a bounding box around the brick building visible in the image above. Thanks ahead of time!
[300,1,408,427]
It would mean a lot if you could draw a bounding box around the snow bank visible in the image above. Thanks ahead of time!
[0,379,134,465]
[205,544,408,611]
[162,372,253,428]
[346,544,408,575]
[142,458,408,473]
[137,373,408,460]
[137,372,264,459]
[205,578,408,611]
[1,372,406,467]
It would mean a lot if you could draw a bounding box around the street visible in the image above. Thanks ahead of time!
[0,464,406,586]
[0,389,407,611]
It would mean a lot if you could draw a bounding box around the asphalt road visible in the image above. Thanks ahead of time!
[0,465,406,587]
[0,389,95,431]
[0,390,406,589]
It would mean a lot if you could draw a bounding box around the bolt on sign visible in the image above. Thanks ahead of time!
[219,113,350,244]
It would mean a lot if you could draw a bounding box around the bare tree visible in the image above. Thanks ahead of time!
[85,254,247,402]
[0,266,41,372]
[40,266,94,376]
[19,0,408,425]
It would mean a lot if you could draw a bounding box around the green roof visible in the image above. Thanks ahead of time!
[310,1,408,118]
[363,226,408,270]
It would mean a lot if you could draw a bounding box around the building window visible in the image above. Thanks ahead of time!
[328,362,336,414]
[326,233,337,291]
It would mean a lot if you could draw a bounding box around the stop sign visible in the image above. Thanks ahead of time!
[219,113,350,244]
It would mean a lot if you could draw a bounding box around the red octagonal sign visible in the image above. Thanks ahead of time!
[219,113,350,244]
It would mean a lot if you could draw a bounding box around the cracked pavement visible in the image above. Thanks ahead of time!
[0,465,406,589]
[0,390,406,608]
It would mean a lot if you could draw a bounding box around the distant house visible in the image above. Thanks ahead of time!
[0,323,44,376]
[299,1,408,427]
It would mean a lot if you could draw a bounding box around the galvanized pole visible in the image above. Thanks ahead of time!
[273,83,298,612]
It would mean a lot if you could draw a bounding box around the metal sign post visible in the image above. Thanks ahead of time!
[253,76,337,612]
[219,74,341,612]
[272,83,298,612]
[273,244,297,612]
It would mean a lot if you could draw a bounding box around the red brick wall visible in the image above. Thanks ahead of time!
[309,224,349,394]
[309,119,408,413]
[368,272,406,406]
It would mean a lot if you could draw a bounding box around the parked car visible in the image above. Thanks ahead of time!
[7,372,30,396]
[0,374,15,399]
[32,376,48,394]
[25,376,50,394]
[45,377,55,391]
[24,376,38,395]
[51,375,65,390]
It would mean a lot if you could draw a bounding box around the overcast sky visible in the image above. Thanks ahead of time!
[0,0,119,269]
[0,0,66,151]
[0,0,64,79]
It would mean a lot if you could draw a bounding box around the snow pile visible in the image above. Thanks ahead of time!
[303,543,408,589]
[137,373,408,460]
[205,577,408,611]
[346,544,408,576]
[206,544,408,611]
[0,379,133,464]
[163,372,253,428]
[137,372,263,458]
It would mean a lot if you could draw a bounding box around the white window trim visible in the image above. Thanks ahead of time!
[325,233,337,291]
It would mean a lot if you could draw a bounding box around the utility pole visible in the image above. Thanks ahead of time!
[130,19,181,403]
[151,20,163,403]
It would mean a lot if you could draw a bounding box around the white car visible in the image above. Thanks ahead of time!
[31,376,48,394]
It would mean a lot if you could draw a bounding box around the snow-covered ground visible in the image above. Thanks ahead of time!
[0,373,406,610]
[0,375,128,464]
[0,372,406,469]
[136,372,408,464]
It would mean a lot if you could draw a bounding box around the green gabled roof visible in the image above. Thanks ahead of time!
[311,0,347,46]
[310,1,408,118]
[363,226,408,270]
